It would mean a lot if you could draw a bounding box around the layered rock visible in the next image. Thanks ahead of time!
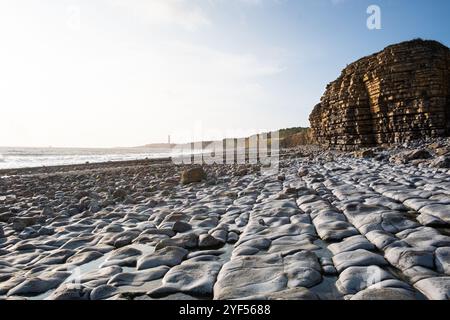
[309,39,450,150]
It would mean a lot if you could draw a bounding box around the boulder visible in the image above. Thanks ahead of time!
[198,234,224,248]
[435,247,450,275]
[354,149,375,158]
[113,188,127,200]
[404,149,432,162]
[430,155,450,168]
[333,249,388,272]
[350,287,416,300]
[108,266,170,287]
[172,221,192,233]
[336,266,394,295]
[415,277,450,300]
[148,261,222,297]
[328,235,375,255]
[180,167,206,185]
[137,246,188,270]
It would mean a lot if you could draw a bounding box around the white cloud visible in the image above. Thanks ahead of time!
[0,0,290,147]
[165,41,284,78]
[237,0,264,5]
[110,0,211,30]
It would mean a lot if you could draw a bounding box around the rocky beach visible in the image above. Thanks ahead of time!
[1,0,450,311]
[0,137,449,300]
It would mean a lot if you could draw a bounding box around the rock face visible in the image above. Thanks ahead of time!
[309,39,450,150]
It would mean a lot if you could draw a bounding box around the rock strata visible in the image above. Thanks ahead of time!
[310,39,450,150]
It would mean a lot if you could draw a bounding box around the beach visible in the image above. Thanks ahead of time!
[0,139,449,300]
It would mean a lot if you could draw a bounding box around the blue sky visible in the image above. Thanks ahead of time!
[0,0,449,147]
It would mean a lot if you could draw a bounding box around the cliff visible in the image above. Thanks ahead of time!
[309,39,450,150]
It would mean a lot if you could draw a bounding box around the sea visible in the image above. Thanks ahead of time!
[0,146,176,170]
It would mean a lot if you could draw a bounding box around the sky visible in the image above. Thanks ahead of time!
[0,0,449,148]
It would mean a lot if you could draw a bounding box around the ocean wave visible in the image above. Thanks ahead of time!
[0,151,173,169]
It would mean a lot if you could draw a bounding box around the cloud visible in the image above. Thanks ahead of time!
[237,0,264,5]
[164,41,285,78]
[0,0,290,147]
[330,0,350,5]
[108,0,286,30]
[210,0,285,7]
[110,0,211,30]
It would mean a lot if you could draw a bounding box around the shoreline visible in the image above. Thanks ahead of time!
[0,157,173,176]
[0,138,447,176]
